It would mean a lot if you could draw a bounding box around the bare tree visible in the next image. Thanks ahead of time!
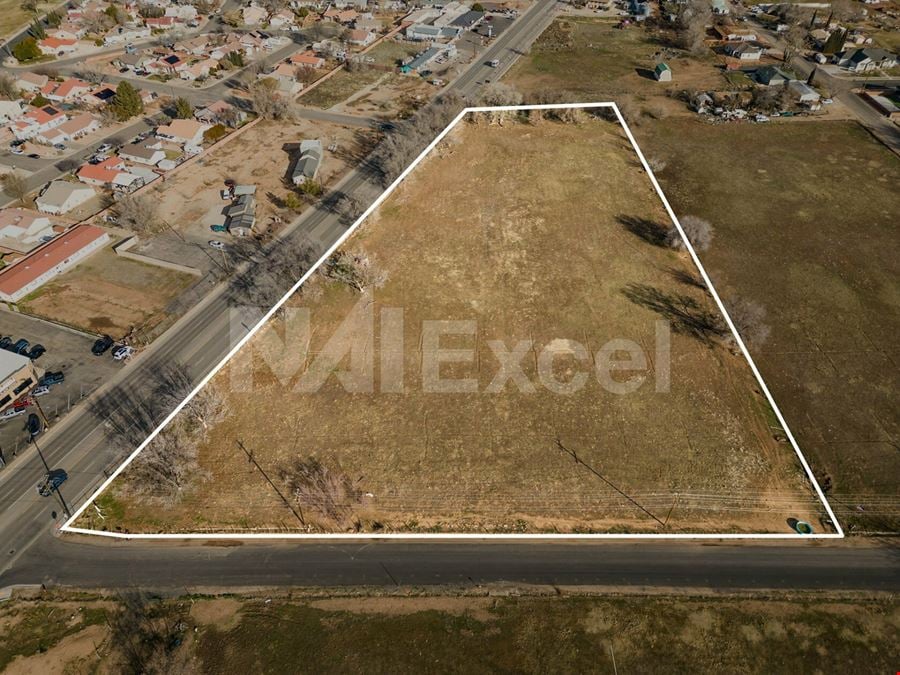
[723,295,771,348]
[78,65,106,85]
[1,171,29,204]
[678,0,711,55]
[278,456,363,526]
[108,592,187,675]
[323,250,387,292]
[111,193,161,234]
[0,73,19,99]
[249,79,292,120]
[666,215,714,252]
[782,19,808,62]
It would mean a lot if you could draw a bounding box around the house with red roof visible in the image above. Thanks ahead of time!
[41,78,93,103]
[0,225,110,302]
[37,37,78,56]
[10,105,67,141]
[77,156,143,190]
[290,51,326,69]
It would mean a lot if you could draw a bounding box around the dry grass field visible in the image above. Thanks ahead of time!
[637,118,900,533]
[80,114,825,534]
[2,590,896,673]
[19,246,196,338]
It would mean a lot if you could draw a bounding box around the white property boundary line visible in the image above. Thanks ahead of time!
[62,102,844,540]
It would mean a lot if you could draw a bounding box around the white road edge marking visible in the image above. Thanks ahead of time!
[61,102,844,540]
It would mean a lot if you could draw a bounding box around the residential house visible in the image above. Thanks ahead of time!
[156,118,210,147]
[789,80,821,104]
[0,224,109,302]
[118,142,166,166]
[195,99,246,126]
[0,208,58,255]
[14,72,48,93]
[836,47,897,73]
[260,63,303,95]
[400,45,456,73]
[46,113,101,144]
[49,22,86,40]
[41,78,93,104]
[35,181,96,214]
[180,58,218,81]
[725,43,764,61]
[77,156,143,190]
[324,8,359,24]
[145,16,177,29]
[715,26,757,42]
[224,194,256,236]
[754,65,793,86]
[103,25,151,45]
[346,29,376,46]
[243,3,269,25]
[290,51,326,68]
[0,101,25,123]
[269,8,298,29]
[37,37,78,56]
[291,139,323,185]
[10,105,67,141]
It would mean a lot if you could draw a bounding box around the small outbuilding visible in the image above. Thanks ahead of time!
[654,63,672,82]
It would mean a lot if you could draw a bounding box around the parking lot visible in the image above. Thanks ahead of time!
[0,311,123,461]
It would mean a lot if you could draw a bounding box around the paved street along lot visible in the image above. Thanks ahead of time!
[0,311,121,461]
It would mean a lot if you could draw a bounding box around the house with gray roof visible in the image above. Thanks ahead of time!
[291,139,323,185]
[836,47,897,73]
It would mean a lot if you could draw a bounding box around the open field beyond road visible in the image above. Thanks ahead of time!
[1,589,897,673]
[80,115,824,535]
[19,246,196,339]
[0,1,56,40]
[638,118,900,533]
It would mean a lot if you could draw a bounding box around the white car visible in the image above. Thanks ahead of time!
[0,408,25,422]
[209,240,227,251]
[31,385,51,397]
[112,345,135,361]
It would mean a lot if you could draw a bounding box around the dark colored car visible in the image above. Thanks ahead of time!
[36,469,67,496]
[27,153,40,159]
[26,413,42,437]
[0,336,11,350]
[39,371,65,387]
[28,344,46,360]
[92,334,114,356]
[12,338,29,354]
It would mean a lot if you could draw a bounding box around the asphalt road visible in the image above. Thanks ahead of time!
[4,538,899,591]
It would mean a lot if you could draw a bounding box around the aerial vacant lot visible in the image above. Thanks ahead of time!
[637,118,900,533]
[19,245,196,339]
[0,1,57,39]
[80,113,824,534]
[506,18,724,106]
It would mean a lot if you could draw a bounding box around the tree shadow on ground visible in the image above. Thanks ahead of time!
[622,283,726,345]
[617,214,671,247]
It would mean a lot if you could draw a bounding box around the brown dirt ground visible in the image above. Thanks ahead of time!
[86,115,826,534]
[4,625,106,675]
[146,118,377,241]
[20,245,196,338]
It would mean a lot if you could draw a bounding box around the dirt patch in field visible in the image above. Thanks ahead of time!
[4,625,106,675]
[310,597,496,621]
[190,599,243,630]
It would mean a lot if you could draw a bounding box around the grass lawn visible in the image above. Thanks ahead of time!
[637,118,900,533]
[365,39,422,68]
[82,115,822,535]
[20,245,196,339]
[505,18,725,101]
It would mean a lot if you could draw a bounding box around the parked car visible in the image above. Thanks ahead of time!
[210,224,227,233]
[96,143,113,153]
[53,143,66,151]
[209,240,226,251]
[12,338,29,354]
[9,139,25,148]
[26,413,42,437]
[36,469,68,496]
[10,147,24,155]
[39,371,65,387]
[31,385,50,397]
[92,334,114,356]
[13,397,30,411]
[0,408,25,423]
[488,59,500,67]
[112,345,135,361]
[28,344,46,360]
[27,153,40,159]
[0,336,11,350]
